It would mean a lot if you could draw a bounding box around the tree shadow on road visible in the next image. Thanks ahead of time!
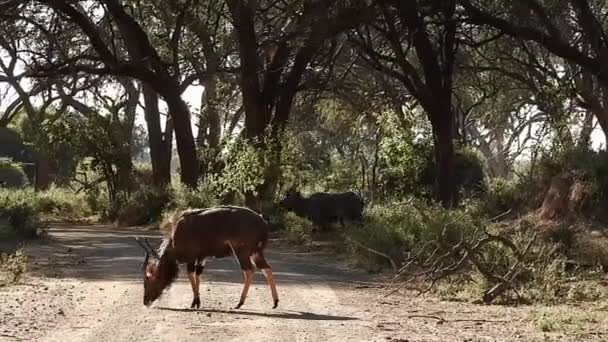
[155,306,359,321]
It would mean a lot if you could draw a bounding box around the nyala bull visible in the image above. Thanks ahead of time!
[135,206,279,310]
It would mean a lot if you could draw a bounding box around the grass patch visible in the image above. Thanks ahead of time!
[528,305,608,335]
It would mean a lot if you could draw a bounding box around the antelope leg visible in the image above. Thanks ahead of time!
[187,262,201,309]
[187,272,201,308]
[235,269,253,309]
[262,268,279,309]
[194,258,206,292]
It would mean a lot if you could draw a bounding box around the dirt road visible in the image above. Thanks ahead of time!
[1,224,607,342]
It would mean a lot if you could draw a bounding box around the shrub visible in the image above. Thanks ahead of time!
[36,186,93,220]
[133,162,154,186]
[419,146,487,199]
[282,212,314,245]
[0,249,28,287]
[171,180,221,210]
[81,185,112,220]
[480,178,524,217]
[117,186,174,226]
[0,189,44,238]
[159,208,182,234]
[0,159,28,188]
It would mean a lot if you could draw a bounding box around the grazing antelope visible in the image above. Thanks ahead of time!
[135,206,279,309]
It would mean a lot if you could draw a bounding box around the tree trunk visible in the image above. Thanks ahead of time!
[164,91,199,188]
[116,77,139,193]
[142,84,171,186]
[197,75,222,176]
[592,106,608,147]
[578,110,595,148]
[468,125,510,179]
[431,107,457,208]
[205,76,221,150]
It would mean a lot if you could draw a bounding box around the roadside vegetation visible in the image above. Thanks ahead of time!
[1,0,608,314]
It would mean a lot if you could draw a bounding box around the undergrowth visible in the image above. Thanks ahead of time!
[0,249,28,287]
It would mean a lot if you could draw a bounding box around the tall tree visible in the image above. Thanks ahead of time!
[225,0,374,203]
[461,0,608,145]
[353,1,460,207]
[29,0,200,186]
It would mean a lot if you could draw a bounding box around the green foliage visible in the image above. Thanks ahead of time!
[376,111,424,197]
[9,111,81,180]
[419,145,488,199]
[0,159,28,188]
[44,112,134,213]
[221,138,265,196]
[320,156,361,193]
[0,189,44,238]
[0,249,28,287]
[282,212,314,245]
[117,187,174,226]
[208,137,266,201]
[0,185,95,229]
[171,180,221,210]
[345,199,482,271]
[479,178,524,217]
[133,162,154,185]
[36,186,93,220]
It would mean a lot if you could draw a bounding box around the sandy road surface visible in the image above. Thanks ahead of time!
[1,224,607,342]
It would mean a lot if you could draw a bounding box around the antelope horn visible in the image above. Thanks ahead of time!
[134,237,151,270]
[135,237,151,253]
[143,238,160,259]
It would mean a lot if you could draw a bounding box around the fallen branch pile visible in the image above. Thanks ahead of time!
[386,212,541,304]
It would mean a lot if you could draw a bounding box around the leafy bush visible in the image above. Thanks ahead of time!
[281,212,314,245]
[0,159,28,188]
[84,185,111,219]
[133,162,154,186]
[36,186,93,220]
[479,178,525,217]
[117,186,174,226]
[212,138,266,200]
[0,249,28,287]
[419,146,487,199]
[171,180,221,210]
[0,189,44,238]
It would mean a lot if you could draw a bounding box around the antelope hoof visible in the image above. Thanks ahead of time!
[273,299,279,309]
[234,301,244,309]
[190,297,201,309]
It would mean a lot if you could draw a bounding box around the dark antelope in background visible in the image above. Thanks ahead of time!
[279,189,364,230]
[135,206,279,309]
